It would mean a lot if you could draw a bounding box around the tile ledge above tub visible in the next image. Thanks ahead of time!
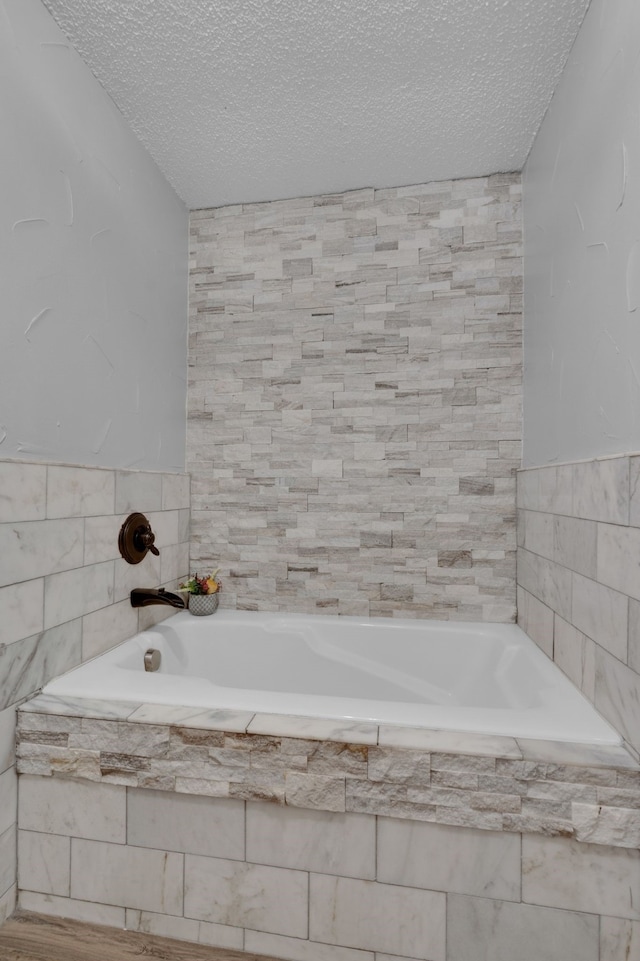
[18,693,639,769]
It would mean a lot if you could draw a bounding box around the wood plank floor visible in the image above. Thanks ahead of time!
[0,912,281,961]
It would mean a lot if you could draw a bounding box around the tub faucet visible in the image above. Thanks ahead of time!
[130,587,186,609]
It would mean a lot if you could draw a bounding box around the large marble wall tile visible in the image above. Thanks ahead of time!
[127,907,244,951]
[597,523,640,602]
[629,599,640,674]
[0,767,17,837]
[19,775,125,843]
[518,510,554,560]
[447,894,598,961]
[146,510,180,549]
[572,458,629,525]
[553,616,596,700]
[184,855,308,938]
[244,930,374,961]
[115,471,163,514]
[162,473,191,511]
[516,468,538,512]
[138,604,178,631]
[522,835,640,920]
[377,817,520,901]
[0,518,84,587]
[553,515,597,579]
[114,551,161,603]
[571,572,628,662]
[178,508,190,543]
[159,541,189,587]
[600,917,640,961]
[595,647,640,755]
[84,514,127,565]
[124,909,201,947]
[309,874,445,959]
[127,790,244,860]
[82,600,139,660]
[515,586,553,657]
[44,561,114,629]
[0,620,81,712]
[0,462,46,523]
[0,706,16,774]
[46,466,115,519]
[246,803,375,879]
[0,579,44,649]
[535,465,574,515]
[516,548,572,621]
[18,830,70,896]
[0,825,16,898]
[19,890,125,928]
[0,885,16,926]
[70,838,183,915]
[627,456,640,527]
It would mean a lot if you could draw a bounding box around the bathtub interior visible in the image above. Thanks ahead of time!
[110,615,545,708]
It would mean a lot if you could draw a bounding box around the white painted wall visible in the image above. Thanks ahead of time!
[0,0,188,471]
[522,0,640,466]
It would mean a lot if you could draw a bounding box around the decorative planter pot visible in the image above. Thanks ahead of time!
[188,593,219,616]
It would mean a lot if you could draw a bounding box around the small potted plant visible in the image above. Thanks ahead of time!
[179,569,221,616]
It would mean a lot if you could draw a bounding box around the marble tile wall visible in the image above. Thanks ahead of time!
[517,455,640,757]
[188,175,523,621]
[16,772,640,961]
[0,459,190,922]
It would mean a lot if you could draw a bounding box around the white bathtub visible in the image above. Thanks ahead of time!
[43,609,621,744]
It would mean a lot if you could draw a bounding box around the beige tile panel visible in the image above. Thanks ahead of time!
[127,790,244,861]
[70,838,183,915]
[46,466,115,519]
[19,775,126,842]
[0,518,84,588]
[184,855,308,938]
[377,817,521,901]
[0,462,46,523]
[309,874,445,960]
[447,894,598,961]
[522,834,640,920]
[18,830,70,896]
[246,803,375,879]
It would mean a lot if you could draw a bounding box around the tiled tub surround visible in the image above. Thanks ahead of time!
[16,699,640,961]
[517,454,640,758]
[188,175,522,622]
[0,459,190,923]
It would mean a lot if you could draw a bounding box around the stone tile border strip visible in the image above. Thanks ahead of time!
[17,695,640,850]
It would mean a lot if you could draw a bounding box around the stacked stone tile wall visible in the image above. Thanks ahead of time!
[517,455,640,758]
[0,460,190,923]
[188,175,522,620]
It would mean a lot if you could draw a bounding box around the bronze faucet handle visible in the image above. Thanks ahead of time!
[137,525,160,556]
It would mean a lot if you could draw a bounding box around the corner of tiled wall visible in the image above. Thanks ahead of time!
[0,457,191,917]
[517,454,640,757]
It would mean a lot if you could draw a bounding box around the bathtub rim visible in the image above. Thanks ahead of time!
[40,608,623,748]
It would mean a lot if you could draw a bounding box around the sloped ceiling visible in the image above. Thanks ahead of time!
[42,0,591,209]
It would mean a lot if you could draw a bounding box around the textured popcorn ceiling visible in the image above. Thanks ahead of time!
[42,0,590,209]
